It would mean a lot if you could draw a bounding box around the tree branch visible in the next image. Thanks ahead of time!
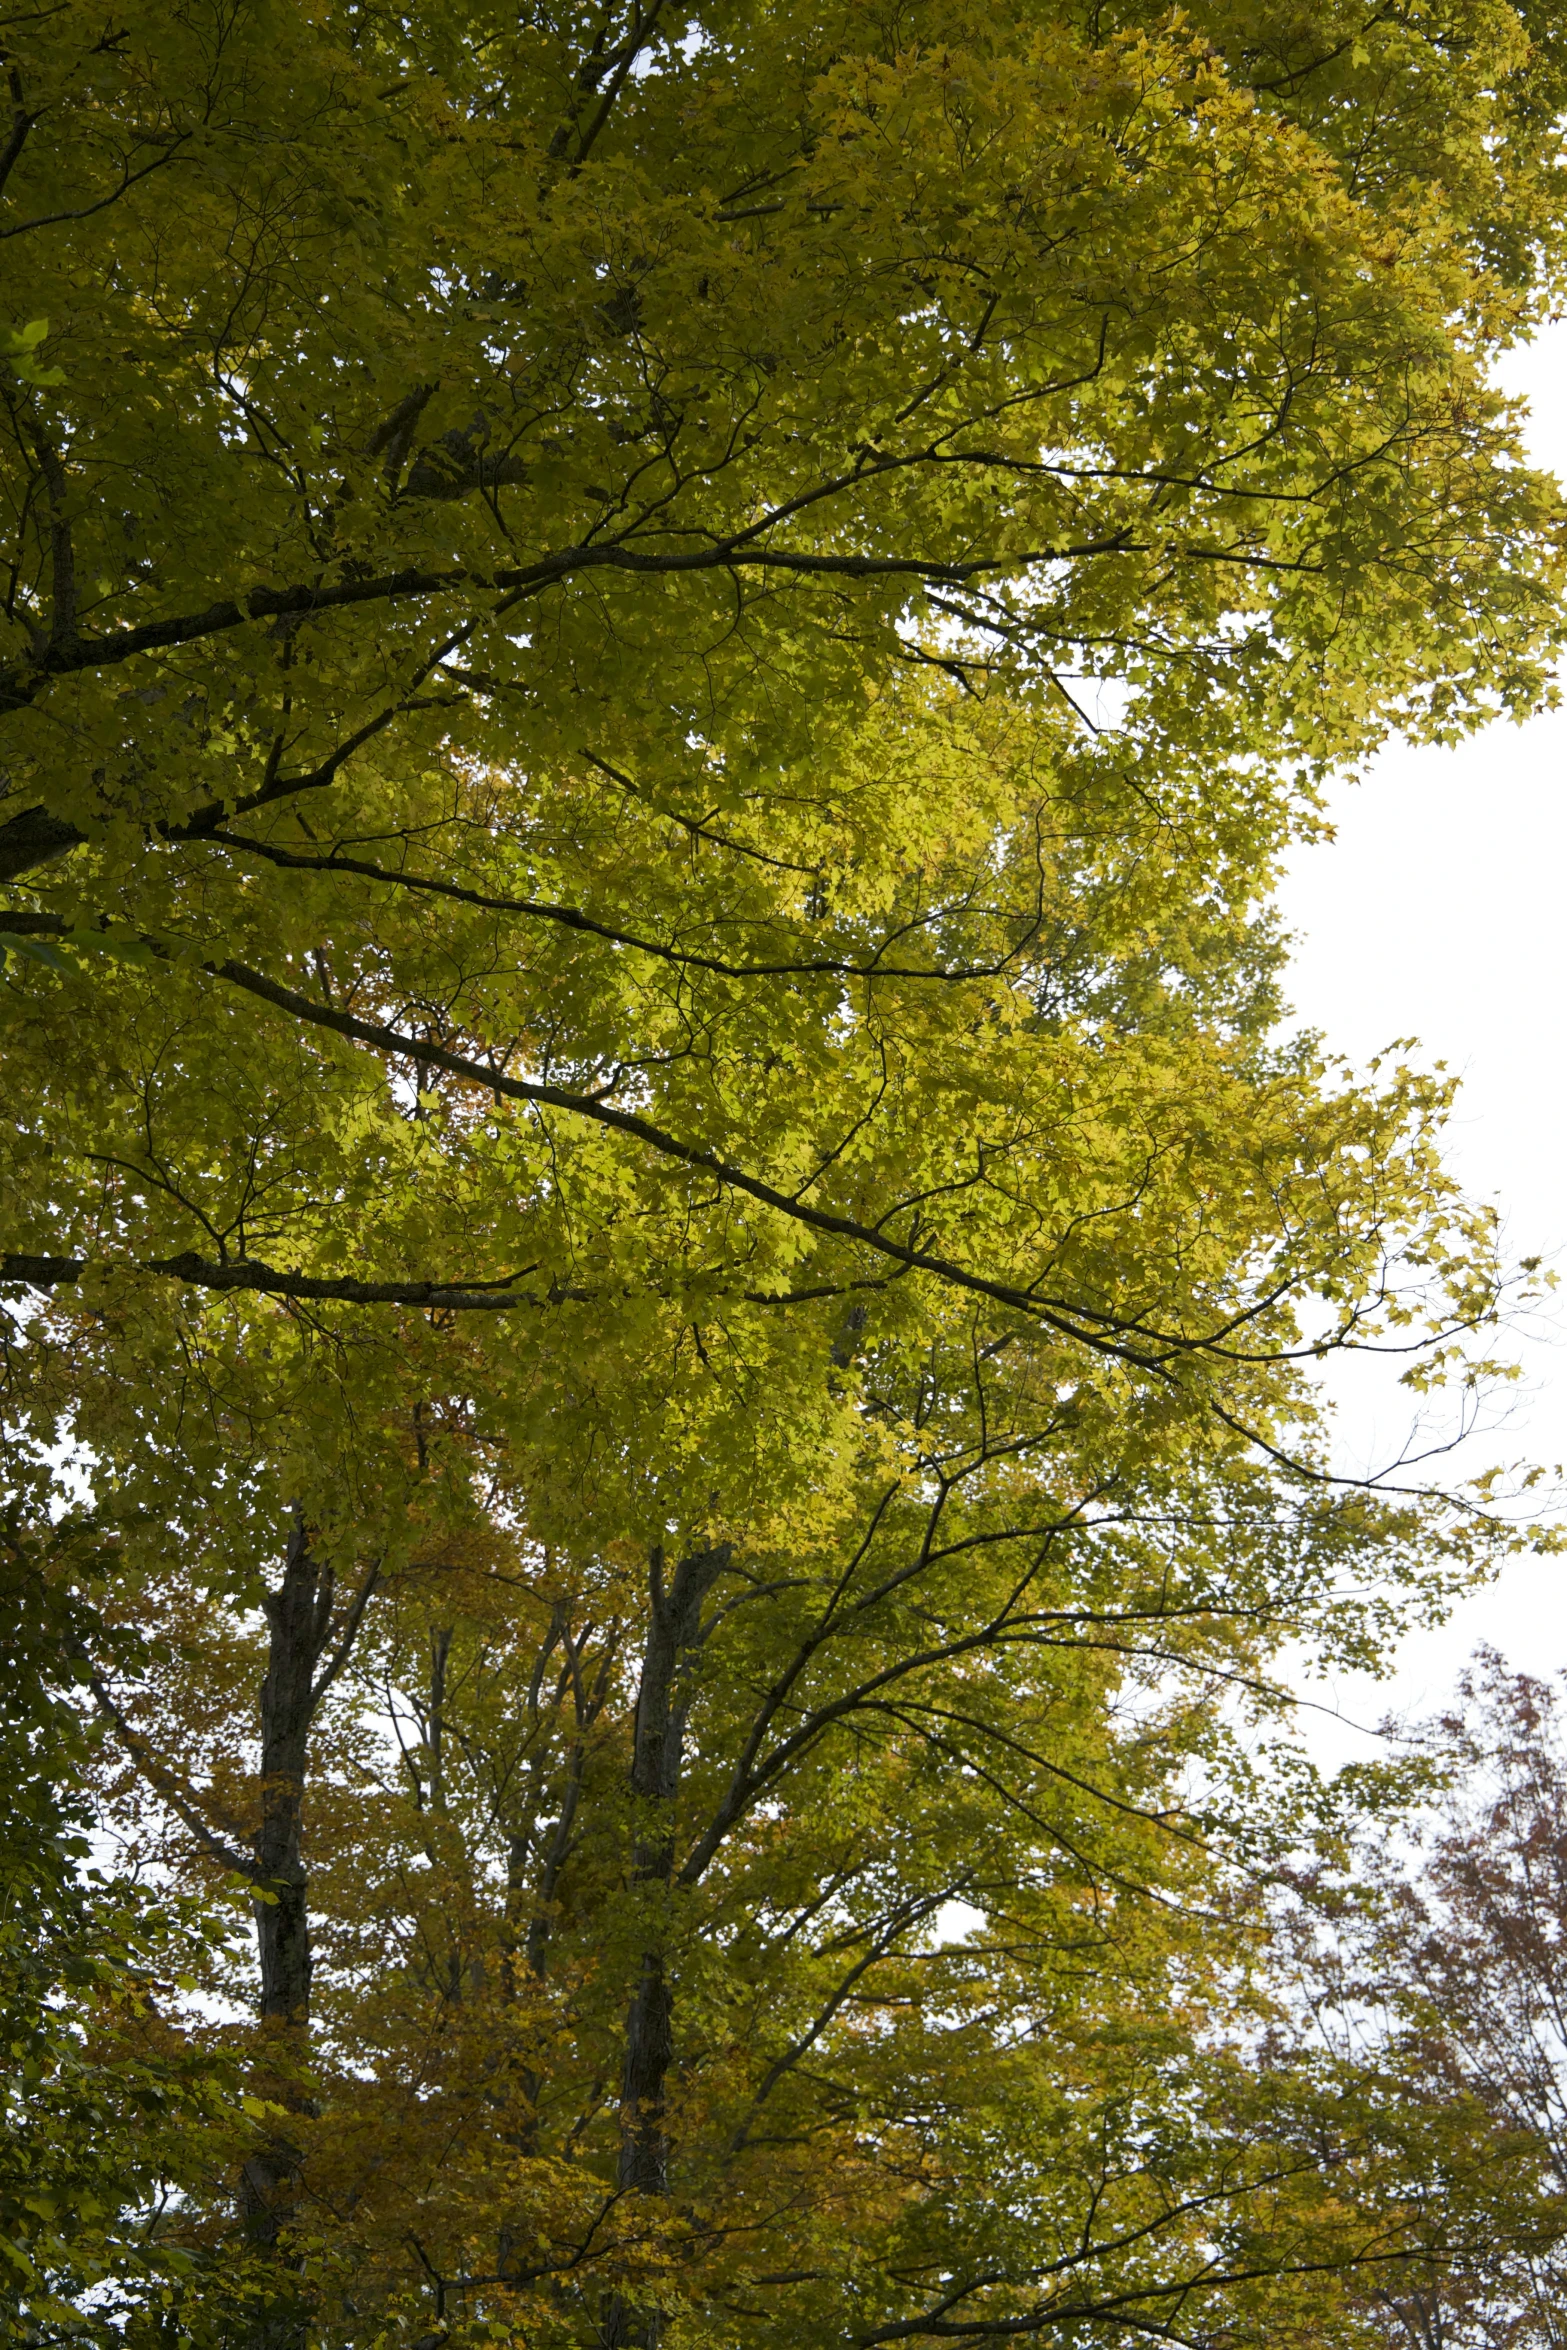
[0,1248,588,1310]
[85,1663,257,1881]
[193,828,1042,985]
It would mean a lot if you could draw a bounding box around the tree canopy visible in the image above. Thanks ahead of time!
[3,2,1567,2345]
[3,0,1566,1335]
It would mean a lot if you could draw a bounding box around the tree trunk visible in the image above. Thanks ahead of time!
[499,1612,616,2200]
[237,1525,348,2345]
[601,1541,729,2350]
[253,1524,331,2030]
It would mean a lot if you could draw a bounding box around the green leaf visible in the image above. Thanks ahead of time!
[0,931,71,973]
[4,319,65,388]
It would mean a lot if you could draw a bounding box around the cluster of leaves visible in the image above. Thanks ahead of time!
[0,1505,258,2344]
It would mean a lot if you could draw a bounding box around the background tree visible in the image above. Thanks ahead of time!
[0,1497,253,2345]
[1291,1655,1567,2350]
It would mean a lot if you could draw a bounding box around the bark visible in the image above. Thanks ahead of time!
[252,1524,333,2029]
[601,1541,730,2350]
[499,1611,619,2180]
[0,803,80,883]
[618,1540,730,2190]
[237,1523,376,2335]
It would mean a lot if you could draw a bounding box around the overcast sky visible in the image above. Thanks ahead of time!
[1278,321,1567,1757]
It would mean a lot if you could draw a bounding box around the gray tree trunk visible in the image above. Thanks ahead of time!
[602,1541,730,2350]
[237,1525,371,2347]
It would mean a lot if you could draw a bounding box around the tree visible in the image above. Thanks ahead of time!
[4,3,1567,2344]
[1291,1655,1567,2350]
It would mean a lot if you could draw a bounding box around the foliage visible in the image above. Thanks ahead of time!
[49,1397,1561,2350]
[1289,1655,1567,2350]
[0,1507,252,2344]
[2,0,1566,1349]
[2,1,1567,2344]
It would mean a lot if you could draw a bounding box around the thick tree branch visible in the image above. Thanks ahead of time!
[0,522,1143,723]
[21,415,76,658]
[0,1248,588,1310]
[194,828,1043,984]
[0,804,80,883]
[0,61,36,203]
[0,912,1210,1368]
[0,1246,897,1314]
[0,911,1430,1378]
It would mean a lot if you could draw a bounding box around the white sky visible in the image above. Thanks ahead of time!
[1279,320,1567,1758]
